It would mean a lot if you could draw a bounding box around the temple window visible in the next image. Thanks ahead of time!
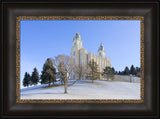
[73,51,75,56]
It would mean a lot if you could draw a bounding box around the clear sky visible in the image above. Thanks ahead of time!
[20,20,140,87]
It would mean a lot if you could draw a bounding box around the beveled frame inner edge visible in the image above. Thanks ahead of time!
[16,16,144,104]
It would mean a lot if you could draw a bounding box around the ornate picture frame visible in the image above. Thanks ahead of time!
[16,16,144,104]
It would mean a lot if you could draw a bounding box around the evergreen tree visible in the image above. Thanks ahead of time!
[88,59,100,83]
[118,71,123,75]
[40,64,48,85]
[118,71,121,75]
[111,67,115,74]
[40,58,56,86]
[123,66,130,75]
[136,67,140,73]
[130,65,137,75]
[135,67,141,77]
[31,67,39,86]
[115,71,117,74]
[23,72,31,87]
[102,66,115,80]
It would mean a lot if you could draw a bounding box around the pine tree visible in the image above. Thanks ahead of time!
[123,66,130,75]
[88,59,100,83]
[40,64,48,85]
[130,65,137,75]
[23,72,31,87]
[115,71,118,75]
[135,67,141,77]
[136,67,140,73]
[118,71,121,75]
[31,67,39,86]
[102,66,115,80]
[111,67,116,74]
[40,58,56,86]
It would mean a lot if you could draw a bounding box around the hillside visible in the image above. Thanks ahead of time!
[21,79,140,100]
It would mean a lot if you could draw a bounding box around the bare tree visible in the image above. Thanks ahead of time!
[70,64,91,86]
[52,54,75,93]
[56,72,65,85]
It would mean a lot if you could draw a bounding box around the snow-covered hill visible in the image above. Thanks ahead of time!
[20,80,140,100]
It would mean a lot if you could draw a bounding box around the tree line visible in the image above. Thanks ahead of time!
[23,58,116,87]
[23,67,40,87]
[23,55,115,93]
[23,54,140,93]
[87,60,115,82]
[115,65,140,77]
[23,59,56,87]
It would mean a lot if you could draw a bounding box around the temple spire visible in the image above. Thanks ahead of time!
[72,32,83,47]
[73,32,81,41]
[98,43,105,51]
[98,43,106,58]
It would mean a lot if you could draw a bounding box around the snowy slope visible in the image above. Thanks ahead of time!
[20,80,140,100]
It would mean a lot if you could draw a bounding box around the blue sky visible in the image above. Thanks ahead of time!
[20,20,140,87]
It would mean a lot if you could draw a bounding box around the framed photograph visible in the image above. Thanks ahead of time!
[17,16,144,103]
[1,0,159,118]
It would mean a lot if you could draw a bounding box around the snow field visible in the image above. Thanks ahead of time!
[20,80,140,100]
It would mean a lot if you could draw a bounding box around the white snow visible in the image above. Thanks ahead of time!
[20,80,140,100]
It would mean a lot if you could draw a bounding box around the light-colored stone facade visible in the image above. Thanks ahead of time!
[71,33,111,80]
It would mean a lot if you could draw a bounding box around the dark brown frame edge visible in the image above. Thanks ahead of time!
[1,1,159,118]
[0,0,3,119]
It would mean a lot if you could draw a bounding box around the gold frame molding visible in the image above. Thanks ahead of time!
[16,16,144,104]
